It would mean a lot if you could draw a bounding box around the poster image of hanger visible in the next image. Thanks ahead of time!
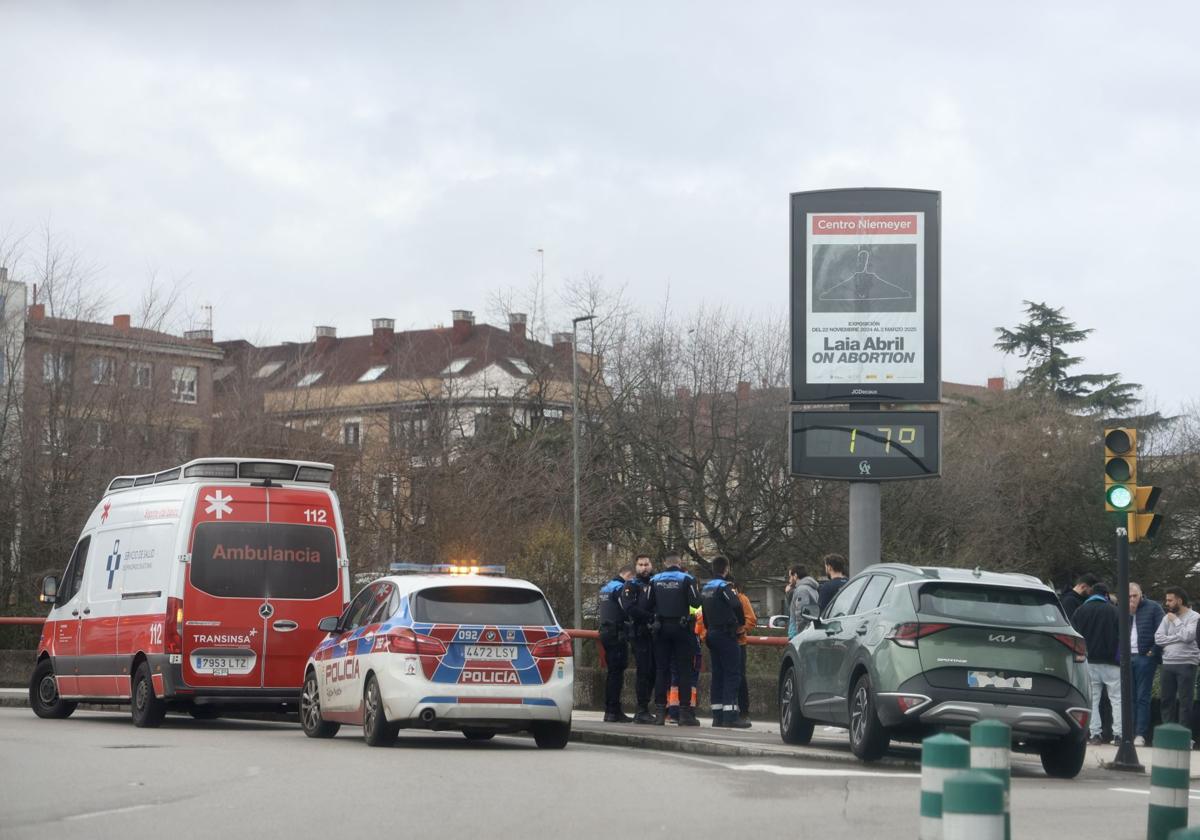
[818,249,913,302]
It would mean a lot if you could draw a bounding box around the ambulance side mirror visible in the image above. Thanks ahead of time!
[317,616,340,633]
[40,576,59,605]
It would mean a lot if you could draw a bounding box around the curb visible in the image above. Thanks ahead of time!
[569,724,922,769]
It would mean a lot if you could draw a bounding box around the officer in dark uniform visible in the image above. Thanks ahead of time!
[619,553,656,724]
[647,552,702,726]
[598,565,635,722]
[702,556,749,729]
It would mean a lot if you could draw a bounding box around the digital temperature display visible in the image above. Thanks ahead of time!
[790,410,940,481]
[804,425,926,459]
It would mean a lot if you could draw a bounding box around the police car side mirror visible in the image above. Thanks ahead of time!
[40,575,59,605]
[317,616,340,633]
[799,605,822,626]
[767,615,789,630]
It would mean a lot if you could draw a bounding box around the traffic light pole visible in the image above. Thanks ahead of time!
[848,403,881,577]
[1109,524,1143,772]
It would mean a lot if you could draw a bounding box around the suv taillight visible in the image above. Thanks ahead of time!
[164,597,183,654]
[531,634,574,658]
[886,622,950,648]
[1053,633,1087,663]
[385,628,446,656]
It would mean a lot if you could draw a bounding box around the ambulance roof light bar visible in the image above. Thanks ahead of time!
[390,563,507,577]
[105,458,335,494]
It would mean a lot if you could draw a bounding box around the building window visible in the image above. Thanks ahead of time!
[358,365,388,382]
[43,352,72,384]
[91,356,116,385]
[296,371,323,388]
[90,421,112,448]
[375,476,395,510]
[440,358,471,376]
[131,362,153,389]
[343,421,361,447]
[255,362,283,379]
[508,358,534,376]
[390,413,429,445]
[174,429,197,459]
[171,366,198,404]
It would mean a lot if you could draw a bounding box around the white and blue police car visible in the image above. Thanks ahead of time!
[300,564,574,748]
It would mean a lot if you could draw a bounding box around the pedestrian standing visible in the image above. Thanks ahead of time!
[701,556,748,729]
[786,565,820,638]
[730,578,756,725]
[648,553,702,726]
[1154,587,1200,733]
[1129,582,1165,746]
[817,553,849,612]
[1059,573,1098,622]
[1072,581,1122,744]
[619,553,656,724]
[598,565,634,722]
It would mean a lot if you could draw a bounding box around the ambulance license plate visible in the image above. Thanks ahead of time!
[967,670,1032,691]
[463,645,518,661]
[194,655,254,675]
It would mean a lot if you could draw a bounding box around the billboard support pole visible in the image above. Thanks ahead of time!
[848,402,881,576]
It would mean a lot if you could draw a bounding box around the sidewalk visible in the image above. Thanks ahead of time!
[3,687,1193,779]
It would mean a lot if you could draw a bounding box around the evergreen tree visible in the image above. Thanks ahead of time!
[995,301,1143,416]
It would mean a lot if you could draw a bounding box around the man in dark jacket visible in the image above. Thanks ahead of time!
[1060,573,1099,621]
[1129,582,1166,746]
[1073,582,1122,744]
[817,553,849,612]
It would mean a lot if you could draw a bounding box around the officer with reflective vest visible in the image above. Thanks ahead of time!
[702,556,749,728]
[598,565,635,722]
[619,553,657,724]
[647,553,702,726]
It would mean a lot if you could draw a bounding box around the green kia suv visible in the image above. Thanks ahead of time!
[777,564,1091,778]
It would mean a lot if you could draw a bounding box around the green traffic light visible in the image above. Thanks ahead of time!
[1107,484,1134,510]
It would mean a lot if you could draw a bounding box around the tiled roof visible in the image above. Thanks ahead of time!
[29,316,222,356]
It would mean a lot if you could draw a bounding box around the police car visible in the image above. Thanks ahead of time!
[300,565,574,748]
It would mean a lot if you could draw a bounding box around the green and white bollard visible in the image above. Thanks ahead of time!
[942,770,1006,840]
[1149,723,1192,840]
[920,733,970,840]
[970,720,1011,840]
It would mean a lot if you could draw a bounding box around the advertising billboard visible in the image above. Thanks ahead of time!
[790,189,940,404]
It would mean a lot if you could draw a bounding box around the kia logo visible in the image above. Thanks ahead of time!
[988,634,1016,643]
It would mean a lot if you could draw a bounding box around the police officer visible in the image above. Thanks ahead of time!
[648,552,701,726]
[619,553,656,724]
[702,556,749,729]
[598,565,635,722]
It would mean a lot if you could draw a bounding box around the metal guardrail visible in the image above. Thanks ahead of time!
[0,618,43,626]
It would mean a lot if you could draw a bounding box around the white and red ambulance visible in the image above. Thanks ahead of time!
[30,458,352,727]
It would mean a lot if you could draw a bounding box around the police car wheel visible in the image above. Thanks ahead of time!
[847,674,889,761]
[462,729,495,741]
[29,659,77,719]
[778,665,813,745]
[301,671,340,738]
[531,721,570,749]
[362,675,398,747]
[131,662,167,728]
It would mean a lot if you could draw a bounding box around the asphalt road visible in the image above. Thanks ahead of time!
[0,708,1166,839]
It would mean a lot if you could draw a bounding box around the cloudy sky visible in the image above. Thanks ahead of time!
[2,2,1196,411]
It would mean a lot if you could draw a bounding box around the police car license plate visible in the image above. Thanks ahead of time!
[967,670,1032,691]
[194,655,254,675]
[464,645,518,661]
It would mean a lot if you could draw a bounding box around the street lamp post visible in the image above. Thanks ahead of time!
[571,314,595,638]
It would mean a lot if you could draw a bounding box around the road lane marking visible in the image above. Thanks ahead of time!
[64,803,159,821]
[1110,787,1200,801]
[673,753,920,778]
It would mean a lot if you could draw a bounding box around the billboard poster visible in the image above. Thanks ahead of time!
[791,189,940,404]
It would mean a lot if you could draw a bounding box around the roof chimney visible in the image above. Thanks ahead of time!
[372,318,395,356]
[987,376,1005,392]
[451,310,475,344]
[314,325,337,353]
[736,381,751,401]
[508,312,527,346]
[28,303,45,322]
[113,314,131,332]
[184,329,213,343]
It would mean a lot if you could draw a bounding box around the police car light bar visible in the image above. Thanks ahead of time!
[390,563,507,576]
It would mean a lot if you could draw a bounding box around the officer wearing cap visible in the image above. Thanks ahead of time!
[598,565,634,722]
[702,556,749,728]
[619,553,657,724]
[648,552,702,726]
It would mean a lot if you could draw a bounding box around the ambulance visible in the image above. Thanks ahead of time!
[30,458,352,727]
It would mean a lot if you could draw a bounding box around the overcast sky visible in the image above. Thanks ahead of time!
[2,2,1196,411]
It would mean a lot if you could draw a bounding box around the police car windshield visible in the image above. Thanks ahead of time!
[413,586,554,626]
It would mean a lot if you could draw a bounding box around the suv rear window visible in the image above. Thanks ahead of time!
[918,583,1067,627]
[413,586,554,626]
[191,522,338,599]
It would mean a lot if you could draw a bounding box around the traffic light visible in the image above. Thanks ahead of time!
[1129,484,1163,543]
[1104,428,1137,512]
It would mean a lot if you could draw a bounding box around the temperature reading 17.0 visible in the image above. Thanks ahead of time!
[808,425,925,459]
